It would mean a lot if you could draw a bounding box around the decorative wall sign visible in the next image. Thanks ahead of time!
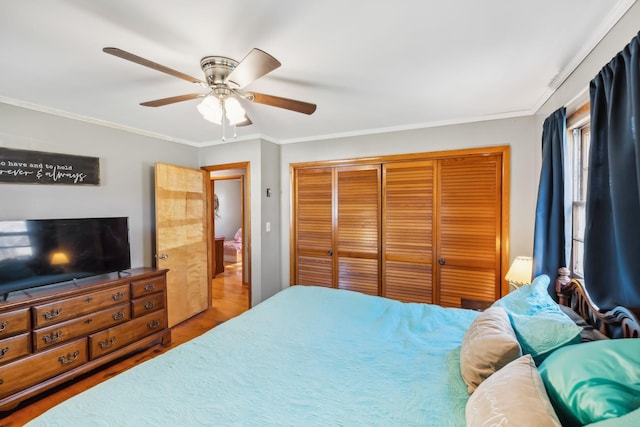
[0,147,100,185]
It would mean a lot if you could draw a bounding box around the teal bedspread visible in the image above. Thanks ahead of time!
[26,286,477,427]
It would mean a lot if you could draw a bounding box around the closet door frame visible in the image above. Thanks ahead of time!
[290,145,511,298]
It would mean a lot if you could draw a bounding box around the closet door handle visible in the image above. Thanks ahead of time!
[327,250,333,256]
[438,258,446,265]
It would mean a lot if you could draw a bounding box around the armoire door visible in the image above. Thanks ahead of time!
[382,160,435,303]
[436,155,502,307]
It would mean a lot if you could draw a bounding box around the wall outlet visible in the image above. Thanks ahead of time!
[265,221,271,232]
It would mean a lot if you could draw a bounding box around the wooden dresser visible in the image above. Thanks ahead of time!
[0,268,170,411]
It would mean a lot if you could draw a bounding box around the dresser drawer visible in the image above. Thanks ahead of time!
[89,309,166,359]
[131,293,165,318]
[33,304,131,351]
[32,285,130,328]
[0,308,30,339]
[0,332,30,365]
[0,339,87,399]
[130,276,166,298]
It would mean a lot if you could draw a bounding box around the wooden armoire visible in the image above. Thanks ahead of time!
[290,146,510,307]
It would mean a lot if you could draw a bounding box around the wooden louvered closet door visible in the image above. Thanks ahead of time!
[436,155,502,307]
[292,147,507,304]
[336,165,380,295]
[293,165,381,294]
[294,167,334,287]
[382,161,435,303]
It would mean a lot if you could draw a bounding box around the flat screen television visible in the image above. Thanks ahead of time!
[0,217,131,298]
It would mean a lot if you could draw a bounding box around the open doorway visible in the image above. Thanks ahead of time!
[205,163,251,315]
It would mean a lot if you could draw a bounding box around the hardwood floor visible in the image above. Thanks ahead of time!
[0,262,248,427]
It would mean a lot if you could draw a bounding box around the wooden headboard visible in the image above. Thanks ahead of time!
[555,268,640,339]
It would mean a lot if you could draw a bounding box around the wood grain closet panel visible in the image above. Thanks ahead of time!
[439,267,496,307]
[384,261,432,303]
[437,155,501,307]
[296,168,333,252]
[297,255,333,287]
[338,258,379,296]
[382,161,434,302]
[294,168,334,286]
[336,166,380,293]
[336,167,380,256]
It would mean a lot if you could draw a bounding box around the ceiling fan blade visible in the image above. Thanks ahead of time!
[227,49,281,89]
[236,115,253,127]
[140,93,205,107]
[103,47,206,85]
[245,92,316,115]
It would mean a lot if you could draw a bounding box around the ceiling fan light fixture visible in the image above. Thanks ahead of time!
[197,95,246,126]
[224,97,246,125]
[197,95,222,124]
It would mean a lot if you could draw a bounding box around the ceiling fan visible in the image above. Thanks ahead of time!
[103,47,316,139]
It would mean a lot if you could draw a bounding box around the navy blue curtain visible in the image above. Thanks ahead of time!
[585,32,640,309]
[533,107,568,283]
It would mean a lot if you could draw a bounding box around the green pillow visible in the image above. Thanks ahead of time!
[586,406,640,427]
[538,339,640,426]
[492,275,581,363]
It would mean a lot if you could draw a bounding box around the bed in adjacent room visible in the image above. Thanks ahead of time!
[24,275,640,426]
[223,228,243,263]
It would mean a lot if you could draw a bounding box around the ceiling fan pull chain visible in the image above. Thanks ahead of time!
[221,99,227,141]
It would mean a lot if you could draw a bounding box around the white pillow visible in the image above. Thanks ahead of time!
[466,354,562,427]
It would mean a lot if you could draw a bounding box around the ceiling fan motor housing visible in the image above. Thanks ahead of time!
[200,56,239,88]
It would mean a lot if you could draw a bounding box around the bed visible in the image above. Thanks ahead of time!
[223,228,242,263]
[24,274,640,426]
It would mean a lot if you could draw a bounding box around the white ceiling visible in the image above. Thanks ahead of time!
[0,0,635,146]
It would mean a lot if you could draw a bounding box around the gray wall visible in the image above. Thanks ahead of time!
[260,139,281,300]
[0,103,198,268]
[214,179,242,240]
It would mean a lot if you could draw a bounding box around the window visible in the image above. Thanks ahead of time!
[0,220,33,261]
[567,104,590,278]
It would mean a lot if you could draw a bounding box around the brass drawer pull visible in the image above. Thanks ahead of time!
[43,308,62,320]
[0,378,3,385]
[0,321,7,332]
[0,347,9,359]
[112,291,126,301]
[84,318,93,324]
[112,311,125,321]
[143,284,156,292]
[84,297,93,303]
[43,330,62,344]
[144,300,157,310]
[98,336,116,349]
[58,351,79,365]
[147,320,161,329]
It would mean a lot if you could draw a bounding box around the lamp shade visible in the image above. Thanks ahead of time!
[505,256,533,290]
[50,251,70,265]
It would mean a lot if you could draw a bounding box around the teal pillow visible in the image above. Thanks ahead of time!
[492,275,581,363]
[585,406,640,427]
[538,339,640,427]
